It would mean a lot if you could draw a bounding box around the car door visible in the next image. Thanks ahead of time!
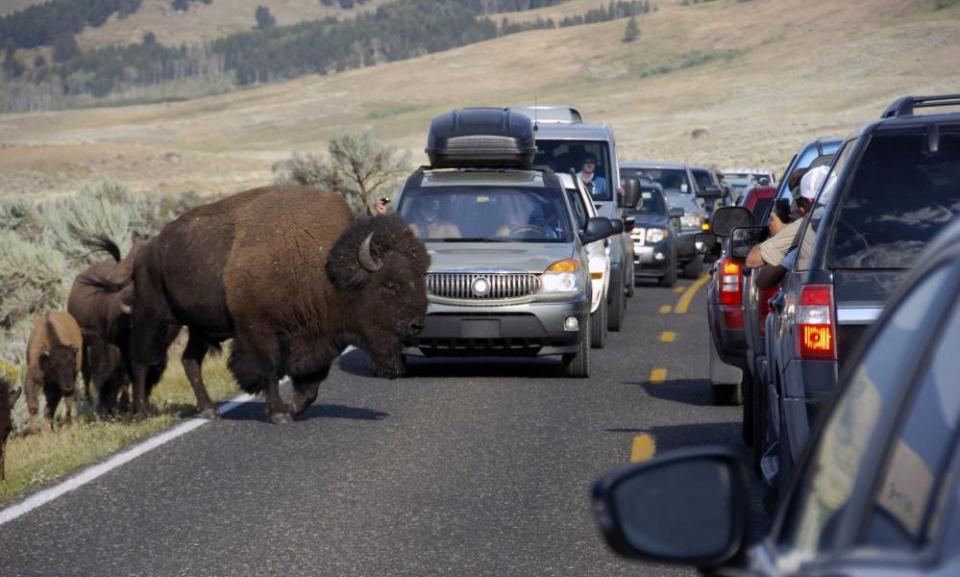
[747,262,960,577]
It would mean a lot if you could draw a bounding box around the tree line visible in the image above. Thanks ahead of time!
[1,0,653,111]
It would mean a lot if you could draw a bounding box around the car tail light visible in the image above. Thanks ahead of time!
[718,259,742,305]
[796,284,836,360]
[758,287,778,336]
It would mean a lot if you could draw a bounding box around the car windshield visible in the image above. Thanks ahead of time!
[634,168,691,195]
[827,127,960,269]
[629,190,666,215]
[534,140,613,201]
[398,186,572,243]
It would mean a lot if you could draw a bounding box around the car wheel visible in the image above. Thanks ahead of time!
[683,255,703,279]
[562,317,591,378]
[590,298,607,349]
[659,250,678,287]
[626,260,635,298]
[607,272,624,332]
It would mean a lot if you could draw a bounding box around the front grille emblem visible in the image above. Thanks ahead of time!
[472,277,491,297]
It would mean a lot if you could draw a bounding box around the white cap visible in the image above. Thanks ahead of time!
[799,165,830,201]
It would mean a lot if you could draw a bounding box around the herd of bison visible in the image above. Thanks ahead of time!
[0,185,432,479]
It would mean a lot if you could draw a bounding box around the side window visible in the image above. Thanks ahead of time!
[795,140,856,270]
[862,292,960,550]
[566,189,588,230]
[778,266,951,555]
[692,169,713,192]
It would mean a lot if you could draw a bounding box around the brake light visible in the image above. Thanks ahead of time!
[718,259,742,305]
[796,285,836,360]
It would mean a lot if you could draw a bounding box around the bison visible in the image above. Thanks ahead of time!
[25,311,83,432]
[0,375,22,480]
[104,186,429,423]
[68,236,139,414]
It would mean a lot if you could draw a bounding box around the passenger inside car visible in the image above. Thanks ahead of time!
[408,196,462,239]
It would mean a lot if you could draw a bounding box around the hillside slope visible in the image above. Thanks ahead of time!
[1,0,958,197]
[75,0,393,49]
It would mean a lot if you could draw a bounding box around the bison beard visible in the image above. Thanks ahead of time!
[125,186,429,423]
[0,376,22,481]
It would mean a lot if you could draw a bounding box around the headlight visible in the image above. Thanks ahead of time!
[541,258,582,297]
[645,228,668,244]
[680,213,703,230]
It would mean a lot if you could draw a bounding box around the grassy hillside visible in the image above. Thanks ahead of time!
[75,0,393,49]
[1,0,958,198]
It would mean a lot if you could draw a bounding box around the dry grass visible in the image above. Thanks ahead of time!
[1,0,958,195]
[0,352,238,503]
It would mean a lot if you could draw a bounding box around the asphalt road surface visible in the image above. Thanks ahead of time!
[0,278,754,577]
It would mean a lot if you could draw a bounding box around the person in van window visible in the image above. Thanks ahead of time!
[746,165,830,268]
[578,157,608,199]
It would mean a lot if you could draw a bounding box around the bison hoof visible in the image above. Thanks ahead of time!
[198,406,220,420]
[268,411,294,425]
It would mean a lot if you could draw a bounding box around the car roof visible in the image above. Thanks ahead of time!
[621,160,688,170]
[530,122,613,141]
[419,169,547,188]
[722,168,772,175]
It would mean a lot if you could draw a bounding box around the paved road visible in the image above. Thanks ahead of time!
[0,279,749,577]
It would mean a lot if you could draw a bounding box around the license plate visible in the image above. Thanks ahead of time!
[461,319,501,338]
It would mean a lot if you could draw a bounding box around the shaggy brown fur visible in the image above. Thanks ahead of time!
[121,185,429,422]
[25,311,83,432]
[0,376,22,480]
[68,237,140,414]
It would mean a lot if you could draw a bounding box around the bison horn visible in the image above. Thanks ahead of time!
[358,233,382,272]
[120,303,132,315]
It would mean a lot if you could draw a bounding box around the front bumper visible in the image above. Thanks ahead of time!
[633,239,673,276]
[403,295,590,357]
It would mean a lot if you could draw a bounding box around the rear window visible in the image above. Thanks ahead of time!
[828,128,960,269]
[691,169,713,192]
[751,198,774,226]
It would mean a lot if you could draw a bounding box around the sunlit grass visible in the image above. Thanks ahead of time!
[0,354,238,504]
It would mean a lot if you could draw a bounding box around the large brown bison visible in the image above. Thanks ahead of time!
[68,236,139,414]
[0,375,22,480]
[25,311,83,432]
[107,186,429,423]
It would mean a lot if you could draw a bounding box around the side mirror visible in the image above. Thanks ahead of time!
[610,219,625,234]
[581,217,616,244]
[730,226,768,258]
[668,207,684,219]
[694,233,717,256]
[710,207,752,238]
[621,178,641,209]
[622,216,636,233]
[592,448,747,567]
[696,185,723,199]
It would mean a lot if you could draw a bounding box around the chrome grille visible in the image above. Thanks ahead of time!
[427,272,542,301]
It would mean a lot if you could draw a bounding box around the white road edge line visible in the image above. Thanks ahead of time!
[0,392,255,527]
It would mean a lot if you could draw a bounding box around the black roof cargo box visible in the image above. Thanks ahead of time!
[426,108,537,169]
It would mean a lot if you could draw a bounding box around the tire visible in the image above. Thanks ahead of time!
[683,255,703,279]
[626,259,635,298]
[562,317,591,378]
[659,251,678,287]
[590,298,607,349]
[607,271,624,332]
[711,384,742,406]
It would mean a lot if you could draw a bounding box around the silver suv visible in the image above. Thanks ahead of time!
[396,167,618,377]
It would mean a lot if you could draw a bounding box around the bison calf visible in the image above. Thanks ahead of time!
[0,375,22,480]
[25,311,83,432]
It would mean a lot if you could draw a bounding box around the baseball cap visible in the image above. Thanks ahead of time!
[583,156,596,165]
[799,165,829,200]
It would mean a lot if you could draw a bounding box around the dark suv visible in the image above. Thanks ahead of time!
[761,94,960,489]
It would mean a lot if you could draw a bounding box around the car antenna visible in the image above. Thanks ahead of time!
[533,95,539,132]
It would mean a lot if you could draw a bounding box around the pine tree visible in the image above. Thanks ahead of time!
[254,5,276,29]
[622,15,639,43]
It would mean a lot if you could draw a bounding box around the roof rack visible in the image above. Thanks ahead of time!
[882,94,960,118]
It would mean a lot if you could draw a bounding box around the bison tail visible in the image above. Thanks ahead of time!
[80,234,123,262]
